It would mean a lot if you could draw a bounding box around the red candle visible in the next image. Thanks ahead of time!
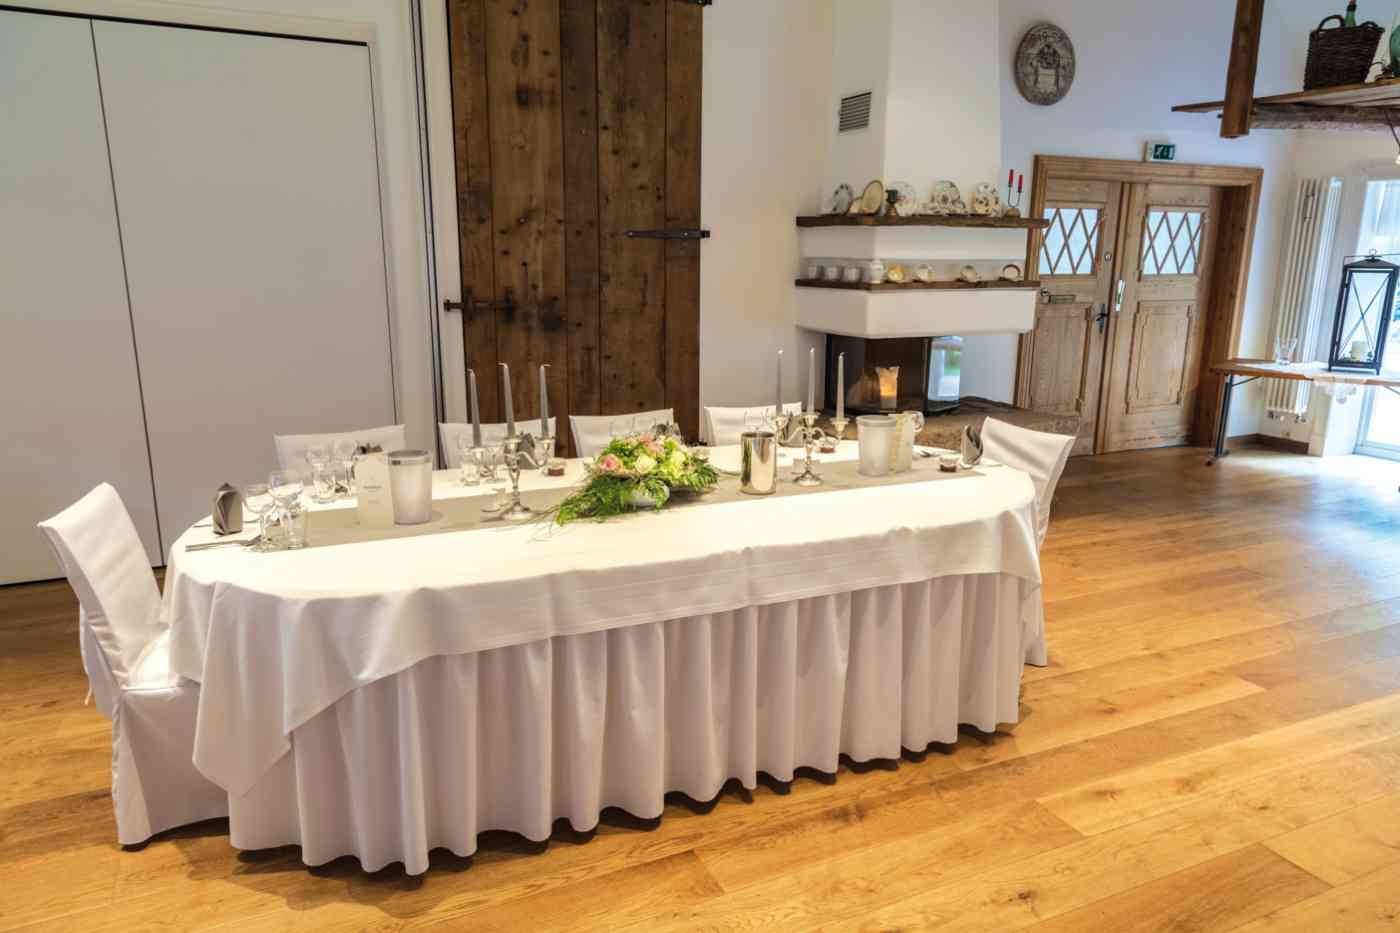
[1008,168,1015,187]
[1017,173,1024,194]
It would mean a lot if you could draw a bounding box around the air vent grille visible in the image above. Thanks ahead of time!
[838,91,872,133]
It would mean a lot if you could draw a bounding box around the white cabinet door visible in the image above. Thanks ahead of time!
[92,21,397,551]
[0,11,162,583]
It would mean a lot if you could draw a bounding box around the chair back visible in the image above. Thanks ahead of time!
[703,403,803,445]
[37,483,163,685]
[274,425,406,470]
[439,419,557,467]
[979,419,1075,550]
[570,409,674,458]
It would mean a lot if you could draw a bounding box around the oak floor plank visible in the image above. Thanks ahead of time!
[1227,861,1400,932]
[1264,791,1400,886]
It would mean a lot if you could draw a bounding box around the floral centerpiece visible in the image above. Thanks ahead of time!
[555,433,719,524]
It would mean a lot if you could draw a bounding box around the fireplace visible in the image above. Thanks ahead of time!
[824,335,962,416]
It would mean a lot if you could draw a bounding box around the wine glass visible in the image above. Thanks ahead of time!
[457,433,485,486]
[269,470,306,549]
[332,439,357,496]
[304,443,330,470]
[243,482,275,552]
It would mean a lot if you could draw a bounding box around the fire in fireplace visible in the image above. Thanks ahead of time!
[824,335,962,415]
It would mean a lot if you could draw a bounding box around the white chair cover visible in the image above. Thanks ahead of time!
[274,424,406,470]
[979,419,1073,669]
[569,409,674,458]
[439,419,557,468]
[703,402,803,445]
[979,419,1075,550]
[37,484,227,844]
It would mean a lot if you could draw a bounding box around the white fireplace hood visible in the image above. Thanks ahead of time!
[797,285,1036,338]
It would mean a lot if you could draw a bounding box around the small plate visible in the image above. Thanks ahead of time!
[858,180,885,214]
[829,183,854,215]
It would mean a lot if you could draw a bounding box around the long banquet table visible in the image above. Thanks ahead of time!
[162,441,1044,873]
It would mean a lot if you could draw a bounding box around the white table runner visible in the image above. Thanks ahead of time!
[163,443,1040,795]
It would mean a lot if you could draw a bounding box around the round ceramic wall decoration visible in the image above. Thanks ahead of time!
[1015,23,1075,106]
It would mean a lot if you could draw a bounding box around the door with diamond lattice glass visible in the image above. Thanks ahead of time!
[1024,178,1123,456]
[1101,183,1219,452]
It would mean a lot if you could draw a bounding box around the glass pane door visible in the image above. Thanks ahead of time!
[1355,181,1400,461]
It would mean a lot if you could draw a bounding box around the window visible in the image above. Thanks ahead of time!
[1355,181,1400,461]
[1039,206,1101,276]
[1141,209,1204,276]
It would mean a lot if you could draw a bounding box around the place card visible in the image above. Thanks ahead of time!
[355,453,395,528]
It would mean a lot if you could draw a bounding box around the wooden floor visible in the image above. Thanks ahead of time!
[5,447,1400,931]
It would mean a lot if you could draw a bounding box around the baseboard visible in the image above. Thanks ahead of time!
[1226,433,1310,455]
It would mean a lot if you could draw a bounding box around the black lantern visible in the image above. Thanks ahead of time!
[1328,253,1397,374]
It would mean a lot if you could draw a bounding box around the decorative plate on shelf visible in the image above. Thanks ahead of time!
[858,180,885,215]
[1015,23,1075,106]
[828,183,854,215]
[887,181,919,217]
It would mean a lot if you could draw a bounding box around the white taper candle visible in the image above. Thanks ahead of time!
[836,352,845,421]
[539,363,550,437]
[500,362,515,436]
[807,347,816,414]
[468,368,482,448]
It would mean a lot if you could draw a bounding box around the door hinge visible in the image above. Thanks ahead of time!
[676,0,712,5]
[624,228,711,241]
[443,287,517,319]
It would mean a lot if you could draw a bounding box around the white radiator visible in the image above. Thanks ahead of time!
[1267,177,1342,419]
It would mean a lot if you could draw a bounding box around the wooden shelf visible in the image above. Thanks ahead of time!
[795,277,1041,292]
[1174,78,1400,132]
[795,214,1049,230]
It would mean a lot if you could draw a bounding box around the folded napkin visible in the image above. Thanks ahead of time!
[961,425,983,467]
[212,483,244,536]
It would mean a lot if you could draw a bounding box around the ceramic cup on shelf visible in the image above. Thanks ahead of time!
[822,264,842,282]
[866,259,887,284]
[842,265,862,283]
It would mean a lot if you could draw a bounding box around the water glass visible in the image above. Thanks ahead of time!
[269,470,306,550]
[310,466,338,503]
[243,482,275,552]
[1273,335,1298,365]
[332,439,357,496]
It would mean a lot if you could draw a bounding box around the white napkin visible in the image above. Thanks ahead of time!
[961,425,983,466]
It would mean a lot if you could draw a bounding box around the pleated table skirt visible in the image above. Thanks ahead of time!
[229,573,1032,874]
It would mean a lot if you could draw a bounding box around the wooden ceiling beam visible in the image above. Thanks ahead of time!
[1221,0,1266,138]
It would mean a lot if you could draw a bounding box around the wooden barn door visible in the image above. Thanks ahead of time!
[447,0,704,452]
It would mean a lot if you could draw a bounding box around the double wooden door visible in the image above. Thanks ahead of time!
[1024,177,1220,454]
[447,0,703,453]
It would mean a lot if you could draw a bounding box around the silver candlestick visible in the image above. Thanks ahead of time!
[484,435,541,521]
[792,412,827,487]
[829,415,850,445]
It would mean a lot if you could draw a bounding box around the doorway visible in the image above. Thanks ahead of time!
[444,0,704,452]
[1016,157,1263,455]
[1352,179,1400,462]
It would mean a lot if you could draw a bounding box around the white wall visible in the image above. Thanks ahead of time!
[699,0,834,409]
[995,0,1303,434]
[23,0,437,453]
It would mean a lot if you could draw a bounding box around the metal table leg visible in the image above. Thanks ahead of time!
[1207,375,1235,466]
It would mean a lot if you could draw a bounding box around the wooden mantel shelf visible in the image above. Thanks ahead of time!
[795,277,1041,292]
[1174,77,1400,132]
[796,214,1049,229]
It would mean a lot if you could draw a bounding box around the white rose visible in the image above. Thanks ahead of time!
[669,450,687,470]
[635,454,657,475]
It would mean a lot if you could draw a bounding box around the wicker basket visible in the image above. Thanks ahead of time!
[1305,15,1384,89]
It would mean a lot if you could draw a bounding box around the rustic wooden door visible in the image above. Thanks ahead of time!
[1022,178,1123,456]
[447,0,703,452]
[1100,183,1220,452]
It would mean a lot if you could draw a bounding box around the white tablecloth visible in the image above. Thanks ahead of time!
[163,443,1042,811]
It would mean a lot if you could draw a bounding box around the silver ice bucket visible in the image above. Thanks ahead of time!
[740,431,778,495]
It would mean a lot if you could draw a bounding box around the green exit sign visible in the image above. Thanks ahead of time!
[1146,142,1177,162]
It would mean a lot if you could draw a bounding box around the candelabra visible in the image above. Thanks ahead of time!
[484,434,542,522]
[792,412,828,487]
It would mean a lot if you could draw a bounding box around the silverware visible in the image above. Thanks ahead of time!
[185,535,262,552]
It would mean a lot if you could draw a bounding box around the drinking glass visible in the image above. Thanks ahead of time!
[269,470,306,549]
[304,443,330,470]
[1273,335,1298,365]
[243,482,275,552]
[332,439,358,496]
[310,466,338,504]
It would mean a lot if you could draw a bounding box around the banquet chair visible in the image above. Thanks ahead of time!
[979,419,1075,667]
[570,409,674,458]
[439,419,557,468]
[37,484,228,845]
[703,402,803,445]
[273,424,406,470]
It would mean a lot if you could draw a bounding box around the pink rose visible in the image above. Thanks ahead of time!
[598,454,623,474]
[644,439,663,457]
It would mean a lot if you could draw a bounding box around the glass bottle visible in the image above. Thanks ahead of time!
[1345,2,1358,28]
